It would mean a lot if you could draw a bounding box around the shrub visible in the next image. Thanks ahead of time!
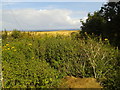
[77,34,120,89]
[11,29,22,39]
[2,30,8,40]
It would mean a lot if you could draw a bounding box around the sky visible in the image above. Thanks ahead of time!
[1,1,107,31]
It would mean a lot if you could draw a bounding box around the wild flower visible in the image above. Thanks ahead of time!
[6,44,9,46]
[28,43,32,46]
[32,57,34,59]
[104,38,108,41]
[7,48,10,50]
[11,47,15,49]
[14,49,16,51]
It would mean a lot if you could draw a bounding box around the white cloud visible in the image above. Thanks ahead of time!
[2,9,83,30]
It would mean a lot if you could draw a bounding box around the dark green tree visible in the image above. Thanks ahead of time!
[81,1,120,47]
[99,1,120,46]
[81,12,106,36]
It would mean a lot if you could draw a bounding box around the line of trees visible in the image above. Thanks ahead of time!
[80,1,120,48]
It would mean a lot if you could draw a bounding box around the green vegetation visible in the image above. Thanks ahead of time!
[11,29,22,39]
[79,2,120,89]
[2,30,120,89]
[81,1,120,48]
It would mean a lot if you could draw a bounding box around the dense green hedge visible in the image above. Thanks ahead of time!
[2,31,120,89]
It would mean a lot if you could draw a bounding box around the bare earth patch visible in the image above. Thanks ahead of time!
[61,76,102,88]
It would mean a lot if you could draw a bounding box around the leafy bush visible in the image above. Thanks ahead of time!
[11,29,22,39]
[77,34,120,90]
[2,30,8,40]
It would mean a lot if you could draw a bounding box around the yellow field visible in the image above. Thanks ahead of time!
[25,30,80,36]
[2,30,80,36]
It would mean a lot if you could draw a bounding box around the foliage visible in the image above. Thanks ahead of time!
[2,36,60,88]
[2,30,8,40]
[81,1,120,48]
[81,12,105,35]
[2,31,120,89]
[11,29,22,39]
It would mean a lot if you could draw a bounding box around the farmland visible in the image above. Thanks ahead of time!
[3,30,79,36]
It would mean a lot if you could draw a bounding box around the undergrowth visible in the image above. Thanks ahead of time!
[1,30,120,89]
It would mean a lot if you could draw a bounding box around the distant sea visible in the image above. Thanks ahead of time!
[25,29,80,32]
[1,29,80,31]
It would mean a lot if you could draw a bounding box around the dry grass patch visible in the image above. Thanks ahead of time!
[61,76,102,88]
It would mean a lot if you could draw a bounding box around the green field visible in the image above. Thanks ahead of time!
[1,30,120,89]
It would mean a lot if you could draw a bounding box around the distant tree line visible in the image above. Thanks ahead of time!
[80,1,120,48]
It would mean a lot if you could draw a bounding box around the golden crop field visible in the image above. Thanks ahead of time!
[2,30,79,36]
[28,30,79,36]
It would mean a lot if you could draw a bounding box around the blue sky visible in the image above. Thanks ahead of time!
[3,2,104,11]
[2,2,106,30]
